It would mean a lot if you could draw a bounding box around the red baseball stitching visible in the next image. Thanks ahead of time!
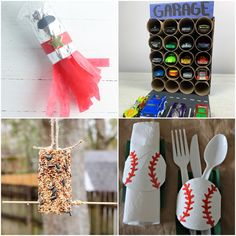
[148,152,161,189]
[124,151,138,185]
[179,183,195,222]
[202,184,217,227]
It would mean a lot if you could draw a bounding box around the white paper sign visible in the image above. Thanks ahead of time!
[176,178,221,230]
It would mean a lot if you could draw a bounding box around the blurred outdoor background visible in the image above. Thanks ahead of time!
[1,119,117,235]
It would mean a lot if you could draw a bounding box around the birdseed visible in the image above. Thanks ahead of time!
[38,149,72,214]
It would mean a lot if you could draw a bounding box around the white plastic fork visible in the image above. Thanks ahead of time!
[171,129,196,235]
[171,129,190,184]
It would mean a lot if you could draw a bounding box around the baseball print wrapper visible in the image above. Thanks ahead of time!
[122,122,166,225]
[38,149,72,214]
[18,2,109,116]
[176,178,221,230]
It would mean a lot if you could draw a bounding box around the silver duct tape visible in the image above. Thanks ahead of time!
[30,5,65,43]
[20,3,75,63]
[47,42,76,64]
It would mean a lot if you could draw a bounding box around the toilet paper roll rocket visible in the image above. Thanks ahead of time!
[18,2,109,116]
[122,122,166,225]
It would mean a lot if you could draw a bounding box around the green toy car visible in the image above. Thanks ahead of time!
[165,42,176,49]
[165,53,177,64]
[195,104,209,118]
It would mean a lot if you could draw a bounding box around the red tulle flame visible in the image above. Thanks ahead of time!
[46,51,109,116]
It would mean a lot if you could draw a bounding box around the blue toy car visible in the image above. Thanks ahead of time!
[167,102,187,117]
[153,69,164,78]
[140,96,166,117]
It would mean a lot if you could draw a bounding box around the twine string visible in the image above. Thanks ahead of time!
[55,119,59,149]
[2,200,117,206]
[50,118,55,149]
[33,119,82,151]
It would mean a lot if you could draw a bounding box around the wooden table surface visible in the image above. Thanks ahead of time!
[1,1,118,118]
[119,73,235,118]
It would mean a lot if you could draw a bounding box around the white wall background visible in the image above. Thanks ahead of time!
[119,0,235,74]
[2,1,118,118]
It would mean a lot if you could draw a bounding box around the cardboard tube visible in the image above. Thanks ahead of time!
[149,35,163,50]
[179,80,194,94]
[179,18,194,34]
[152,65,166,79]
[166,66,180,80]
[195,17,213,35]
[195,67,211,81]
[165,79,179,93]
[195,81,210,96]
[151,78,165,92]
[164,35,178,51]
[195,35,212,51]
[147,18,162,35]
[195,52,211,66]
[179,51,194,66]
[163,19,178,35]
[179,35,194,51]
[180,66,194,80]
[150,51,164,65]
[164,52,178,66]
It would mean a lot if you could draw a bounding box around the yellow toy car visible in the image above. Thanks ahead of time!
[123,107,139,118]
[123,96,148,118]
[181,56,192,65]
[168,69,179,77]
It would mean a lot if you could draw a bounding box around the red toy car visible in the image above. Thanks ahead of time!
[196,69,209,80]
[197,56,209,65]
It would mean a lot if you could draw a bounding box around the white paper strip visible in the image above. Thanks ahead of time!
[47,42,76,64]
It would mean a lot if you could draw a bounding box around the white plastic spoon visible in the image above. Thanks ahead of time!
[201,134,228,235]
[202,134,228,180]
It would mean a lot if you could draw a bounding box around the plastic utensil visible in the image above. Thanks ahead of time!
[190,134,202,178]
[202,134,228,180]
[201,134,227,235]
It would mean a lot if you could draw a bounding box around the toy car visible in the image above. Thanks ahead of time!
[197,56,209,65]
[198,24,210,33]
[197,42,210,50]
[180,55,192,65]
[181,42,192,49]
[182,69,193,79]
[168,69,178,77]
[152,57,162,64]
[123,107,139,118]
[167,103,187,117]
[123,96,148,118]
[150,26,160,34]
[140,96,166,117]
[153,69,164,77]
[165,26,176,34]
[181,26,192,33]
[165,42,177,49]
[150,40,162,49]
[195,104,208,117]
[196,69,209,80]
[165,53,176,64]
